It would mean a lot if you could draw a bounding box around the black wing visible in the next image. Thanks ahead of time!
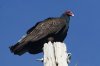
[9,18,66,55]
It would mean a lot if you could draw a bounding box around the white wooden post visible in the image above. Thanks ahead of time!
[43,41,71,66]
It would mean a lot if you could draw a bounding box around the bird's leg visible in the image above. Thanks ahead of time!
[48,37,54,42]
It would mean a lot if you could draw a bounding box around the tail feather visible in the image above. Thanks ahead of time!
[9,42,27,55]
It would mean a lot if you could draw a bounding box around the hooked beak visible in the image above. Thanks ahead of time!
[71,13,74,16]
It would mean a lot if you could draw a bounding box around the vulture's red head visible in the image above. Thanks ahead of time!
[64,10,74,16]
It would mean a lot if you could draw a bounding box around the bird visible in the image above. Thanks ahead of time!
[9,10,74,55]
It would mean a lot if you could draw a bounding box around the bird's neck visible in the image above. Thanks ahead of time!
[61,14,70,24]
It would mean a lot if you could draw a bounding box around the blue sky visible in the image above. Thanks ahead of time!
[0,0,100,66]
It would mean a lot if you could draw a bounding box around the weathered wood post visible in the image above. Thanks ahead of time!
[43,41,71,66]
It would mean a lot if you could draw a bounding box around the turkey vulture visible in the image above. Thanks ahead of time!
[10,10,74,55]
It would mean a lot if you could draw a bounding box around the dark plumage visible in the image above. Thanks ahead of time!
[10,10,74,55]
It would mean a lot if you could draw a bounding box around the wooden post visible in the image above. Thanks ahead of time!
[43,41,71,66]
